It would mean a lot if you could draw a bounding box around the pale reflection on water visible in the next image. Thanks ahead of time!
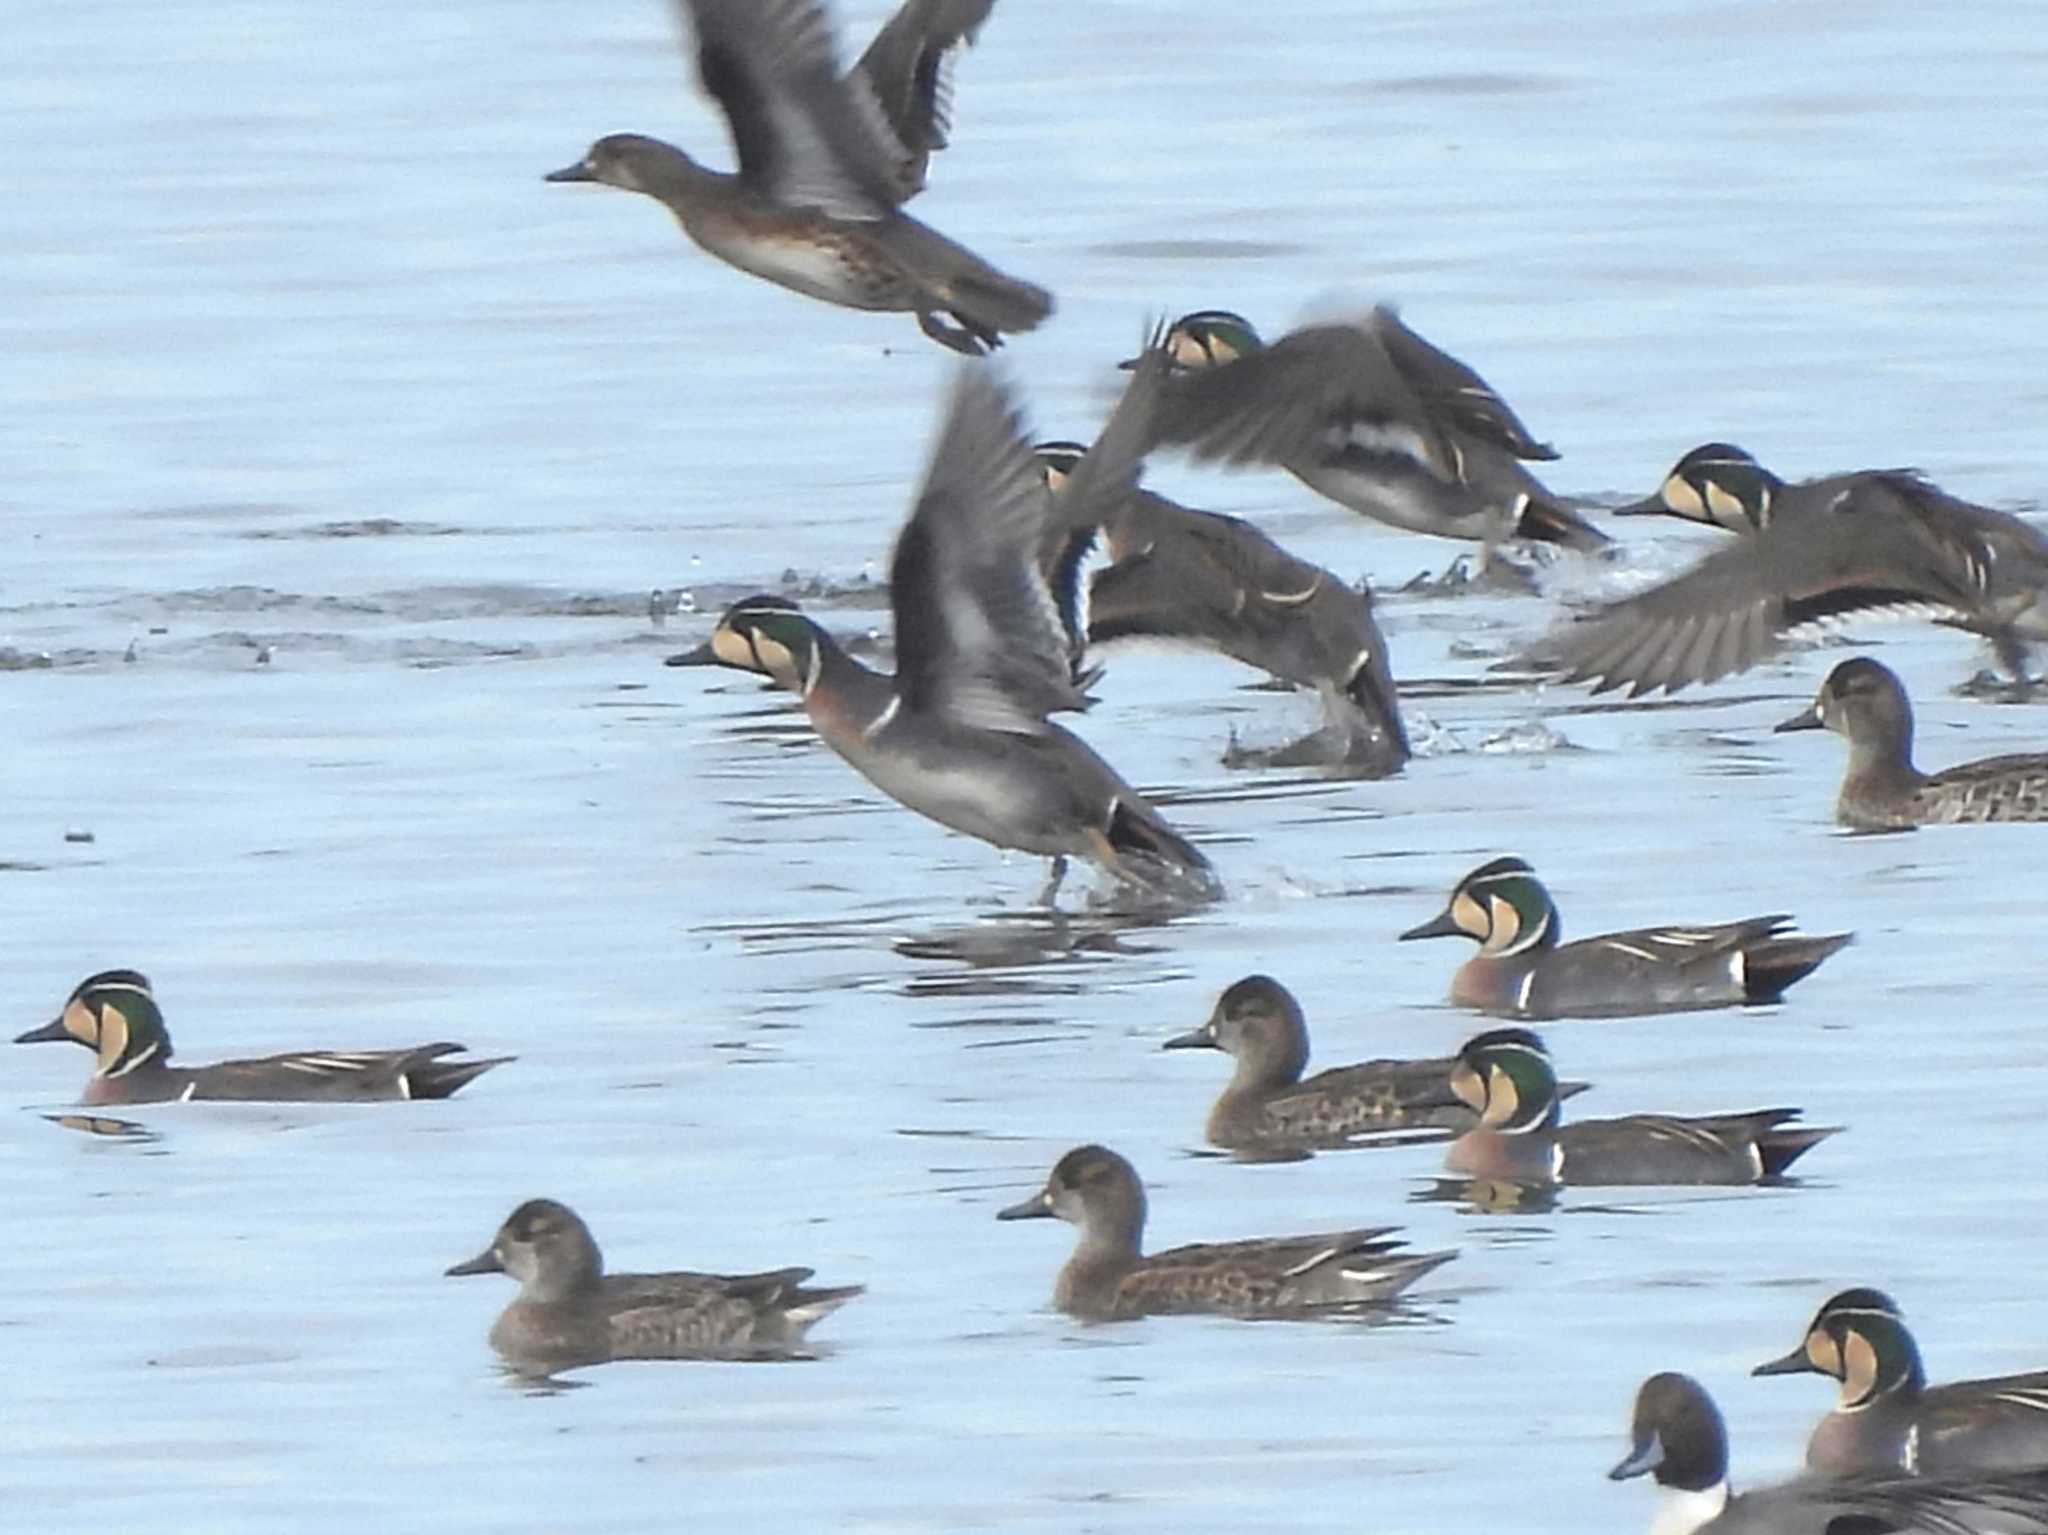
[7,0,2048,1530]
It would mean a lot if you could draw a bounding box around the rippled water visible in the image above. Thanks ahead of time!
[8,1,2048,1530]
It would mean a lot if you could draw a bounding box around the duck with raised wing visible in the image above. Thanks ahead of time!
[1399,856,1851,1018]
[15,970,511,1106]
[669,344,1219,906]
[1034,442,1408,775]
[1544,443,2048,694]
[1134,308,1607,553]
[547,0,1048,354]
[994,1143,1453,1320]
[1445,1028,1839,1186]
[1755,1289,2048,1477]
[1160,974,1590,1154]
[447,1199,862,1375]
[1775,658,2048,828]
[1610,1371,2048,1535]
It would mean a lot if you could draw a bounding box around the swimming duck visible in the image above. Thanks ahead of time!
[1775,658,2048,828]
[1444,1028,1839,1186]
[447,1198,862,1374]
[1610,1371,2048,1535]
[668,345,1220,906]
[1399,856,1851,1019]
[1033,441,1408,774]
[994,1143,1454,1319]
[547,0,1049,354]
[1755,1289,2048,1477]
[1159,974,1590,1153]
[15,969,511,1106]
[1133,308,1608,553]
[1546,443,2048,693]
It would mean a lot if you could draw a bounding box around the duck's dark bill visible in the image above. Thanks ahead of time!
[665,642,718,667]
[1158,1026,1217,1051]
[14,1017,67,1044]
[1607,1430,1665,1481]
[994,1191,1053,1221]
[1399,911,1462,941]
[445,1249,505,1277]
[543,162,596,184]
[1773,706,1823,733]
[1749,1346,1813,1376]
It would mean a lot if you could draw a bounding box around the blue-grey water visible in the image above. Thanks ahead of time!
[6,1,2047,1529]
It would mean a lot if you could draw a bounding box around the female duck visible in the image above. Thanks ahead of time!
[1776,658,2048,828]
[995,1144,1452,1319]
[546,0,1048,353]
[1161,974,1589,1153]
[447,1199,861,1375]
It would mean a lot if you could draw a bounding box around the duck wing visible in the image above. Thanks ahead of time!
[682,0,910,217]
[1367,306,1558,461]
[1153,320,1460,484]
[849,0,995,196]
[894,341,1160,732]
[1544,478,1993,695]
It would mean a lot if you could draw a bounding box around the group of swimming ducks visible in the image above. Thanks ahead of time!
[23,0,2048,1530]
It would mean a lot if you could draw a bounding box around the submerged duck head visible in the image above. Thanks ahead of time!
[544,133,691,194]
[1122,310,1263,373]
[1449,1027,1560,1132]
[1161,975,1309,1081]
[1616,443,1782,531]
[16,969,170,1078]
[1752,1287,1925,1404]
[1400,856,1558,956]
[666,594,823,691]
[1609,1371,1732,1503]
[1774,657,1913,752]
[446,1198,605,1303]
[996,1144,1147,1246]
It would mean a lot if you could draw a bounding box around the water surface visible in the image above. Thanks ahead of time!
[7,1,2048,1530]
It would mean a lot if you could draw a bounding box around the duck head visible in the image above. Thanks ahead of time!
[17,970,171,1080]
[1121,310,1264,373]
[1161,975,1309,1084]
[544,133,695,194]
[1774,657,1913,754]
[996,1144,1147,1249]
[1753,1287,1926,1405]
[667,595,825,694]
[1448,1027,1561,1133]
[1400,856,1559,957]
[1615,443,1782,531]
[447,1198,606,1303]
[1609,1371,1734,1535]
